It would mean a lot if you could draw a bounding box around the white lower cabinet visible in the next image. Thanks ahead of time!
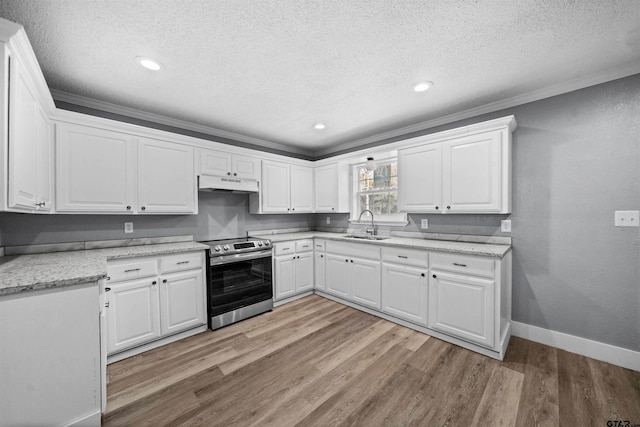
[324,241,381,310]
[105,251,206,356]
[381,247,429,325]
[274,240,314,301]
[313,240,326,291]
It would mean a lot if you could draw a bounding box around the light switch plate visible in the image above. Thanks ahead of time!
[420,219,429,229]
[615,210,639,227]
[501,220,512,232]
[124,222,133,233]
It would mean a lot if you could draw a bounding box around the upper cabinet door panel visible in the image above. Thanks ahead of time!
[138,138,195,214]
[314,164,337,212]
[232,156,261,180]
[290,165,313,213]
[261,160,290,213]
[7,56,38,210]
[200,149,232,177]
[442,132,502,213]
[398,143,442,213]
[56,124,136,213]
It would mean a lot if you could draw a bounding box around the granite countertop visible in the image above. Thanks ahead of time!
[251,231,511,258]
[0,241,209,297]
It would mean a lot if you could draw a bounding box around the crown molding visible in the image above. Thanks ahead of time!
[312,62,640,158]
[49,89,313,158]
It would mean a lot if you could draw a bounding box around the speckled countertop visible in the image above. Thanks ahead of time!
[251,231,511,258]
[0,241,208,297]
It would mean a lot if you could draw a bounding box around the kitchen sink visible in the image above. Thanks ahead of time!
[342,235,389,241]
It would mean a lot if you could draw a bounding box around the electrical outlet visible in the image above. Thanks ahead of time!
[501,220,511,233]
[615,210,639,227]
[124,222,133,233]
[420,219,429,229]
[326,216,330,225]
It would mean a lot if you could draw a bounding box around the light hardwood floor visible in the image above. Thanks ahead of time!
[103,295,640,426]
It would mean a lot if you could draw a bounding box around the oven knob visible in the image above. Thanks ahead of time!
[223,245,230,251]
[213,246,221,252]
[257,241,263,246]
[264,240,271,246]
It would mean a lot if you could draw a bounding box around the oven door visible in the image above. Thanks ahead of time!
[208,251,273,317]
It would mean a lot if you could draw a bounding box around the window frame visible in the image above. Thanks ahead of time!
[349,158,408,226]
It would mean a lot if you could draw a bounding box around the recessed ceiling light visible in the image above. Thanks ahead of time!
[314,123,326,130]
[136,56,163,71]
[412,81,433,92]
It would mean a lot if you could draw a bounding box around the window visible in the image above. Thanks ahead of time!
[352,159,407,224]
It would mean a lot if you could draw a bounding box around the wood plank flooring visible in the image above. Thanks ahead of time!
[103,295,640,426]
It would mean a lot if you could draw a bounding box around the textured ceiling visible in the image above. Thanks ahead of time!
[1,1,639,157]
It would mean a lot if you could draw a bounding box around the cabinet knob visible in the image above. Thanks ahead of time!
[435,206,439,210]
[126,206,131,210]
[350,260,354,263]
[293,256,296,260]
[163,279,168,283]
[105,287,111,292]
[227,172,231,175]
[345,259,348,262]
[106,276,111,281]
[332,207,335,211]
[141,206,146,211]
[152,281,157,285]
[421,273,425,277]
[432,274,437,279]
[320,255,324,258]
[292,208,295,211]
[446,206,451,210]
[233,172,237,176]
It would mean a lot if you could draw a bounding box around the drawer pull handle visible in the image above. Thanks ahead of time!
[177,261,190,265]
[397,255,408,259]
[124,268,141,273]
[283,247,291,250]
[453,263,467,267]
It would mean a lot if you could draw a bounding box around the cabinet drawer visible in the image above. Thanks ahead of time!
[313,239,326,251]
[160,251,203,274]
[295,240,314,253]
[107,258,158,283]
[381,247,428,268]
[430,252,494,278]
[274,242,296,256]
[326,241,380,260]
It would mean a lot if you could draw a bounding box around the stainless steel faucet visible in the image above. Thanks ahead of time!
[358,209,377,237]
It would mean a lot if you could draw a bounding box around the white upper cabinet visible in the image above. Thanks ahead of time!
[138,137,196,214]
[261,160,313,213]
[398,127,512,214]
[6,48,53,213]
[314,163,350,213]
[398,143,442,213]
[56,123,196,214]
[442,132,502,213]
[199,148,260,180]
[56,123,136,213]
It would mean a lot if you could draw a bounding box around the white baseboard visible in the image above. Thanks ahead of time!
[511,321,640,372]
[63,409,101,427]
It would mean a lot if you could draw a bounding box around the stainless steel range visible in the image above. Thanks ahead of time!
[200,237,273,330]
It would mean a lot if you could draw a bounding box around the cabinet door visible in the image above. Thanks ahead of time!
[7,55,38,210]
[442,132,502,213]
[296,252,314,293]
[325,253,350,299]
[274,255,296,300]
[56,123,136,213]
[159,269,206,336]
[262,160,290,213]
[106,277,161,355]
[232,155,261,180]
[428,271,495,347]
[138,137,196,213]
[398,143,442,212]
[314,164,337,212]
[350,257,381,310]
[314,251,326,291]
[290,165,314,213]
[200,149,232,176]
[381,263,428,325]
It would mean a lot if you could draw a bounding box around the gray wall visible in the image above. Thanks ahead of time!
[1,75,638,352]
[0,191,315,245]
[317,74,640,352]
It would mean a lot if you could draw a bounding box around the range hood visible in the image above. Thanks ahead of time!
[198,175,259,193]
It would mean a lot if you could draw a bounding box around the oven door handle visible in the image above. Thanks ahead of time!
[210,251,272,265]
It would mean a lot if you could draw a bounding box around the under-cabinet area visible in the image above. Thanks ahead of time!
[268,233,512,360]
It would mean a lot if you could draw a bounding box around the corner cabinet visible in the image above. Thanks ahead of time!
[260,160,313,214]
[398,122,514,214]
[55,122,197,214]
